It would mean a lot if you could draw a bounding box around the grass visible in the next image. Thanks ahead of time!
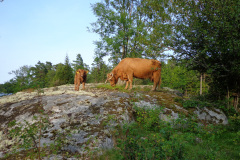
[96,83,152,93]
[97,104,240,160]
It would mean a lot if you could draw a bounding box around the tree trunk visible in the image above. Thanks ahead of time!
[227,87,230,109]
[233,92,239,113]
[236,95,239,113]
[122,45,125,59]
[200,73,203,95]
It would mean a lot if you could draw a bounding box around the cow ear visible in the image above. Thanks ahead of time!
[86,70,89,74]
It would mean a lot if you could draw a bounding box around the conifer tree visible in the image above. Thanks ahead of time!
[72,54,84,71]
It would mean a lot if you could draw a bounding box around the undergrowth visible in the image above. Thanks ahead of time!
[98,105,240,160]
[175,94,238,117]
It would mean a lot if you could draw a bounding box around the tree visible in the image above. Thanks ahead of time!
[63,55,74,84]
[53,55,74,86]
[72,54,84,71]
[161,60,200,95]
[89,0,173,64]
[90,0,135,63]
[136,0,174,58]
[172,0,240,100]
[0,79,17,94]
[9,65,32,92]
[90,54,111,83]
[30,61,49,88]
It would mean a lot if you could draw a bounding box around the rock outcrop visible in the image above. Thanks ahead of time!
[0,84,228,159]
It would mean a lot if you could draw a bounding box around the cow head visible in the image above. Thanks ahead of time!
[105,72,117,87]
[76,69,88,78]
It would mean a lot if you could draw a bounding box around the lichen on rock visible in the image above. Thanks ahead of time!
[0,84,228,158]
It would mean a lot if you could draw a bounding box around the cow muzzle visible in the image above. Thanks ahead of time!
[111,83,116,87]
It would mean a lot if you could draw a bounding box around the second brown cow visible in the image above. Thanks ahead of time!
[74,69,88,91]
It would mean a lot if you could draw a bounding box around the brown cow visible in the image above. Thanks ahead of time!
[74,69,88,91]
[106,58,161,91]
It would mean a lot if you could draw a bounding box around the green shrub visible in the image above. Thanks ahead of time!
[99,102,240,160]
[228,114,240,131]
[114,105,185,160]
[7,111,50,159]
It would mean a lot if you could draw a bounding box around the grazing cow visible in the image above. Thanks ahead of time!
[74,69,88,91]
[106,58,161,91]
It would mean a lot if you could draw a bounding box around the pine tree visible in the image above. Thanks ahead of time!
[53,55,74,86]
[63,55,74,84]
[72,54,84,71]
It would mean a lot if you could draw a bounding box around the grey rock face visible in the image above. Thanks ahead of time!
[0,84,228,158]
[194,107,228,125]
[0,84,133,157]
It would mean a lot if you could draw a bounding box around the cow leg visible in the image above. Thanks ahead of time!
[76,79,80,91]
[76,83,79,91]
[152,83,157,91]
[128,74,133,90]
[152,71,161,91]
[152,77,157,91]
[125,81,129,90]
[77,81,81,91]
[82,82,85,90]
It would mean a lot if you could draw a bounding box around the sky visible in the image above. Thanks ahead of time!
[0,0,101,84]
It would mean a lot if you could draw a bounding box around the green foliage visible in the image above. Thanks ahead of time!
[112,105,185,160]
[99,103,240,159]
[30,61,52,88]
[7,110,49,159]
[161,60,203,95]
[71,53,84,71]
[134,106,164,131]
[0,55,77,93]
[182,99,211,109]
[228,114,240,131]
[71,53,90,72]
[51,55,75,86]
[0,79,16,93]
[89,0,172,63]
[7,65,33,92]
[233,131,240,145]
[88,56,111,83]
[177,94,238,119]
[173,0,240,98]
